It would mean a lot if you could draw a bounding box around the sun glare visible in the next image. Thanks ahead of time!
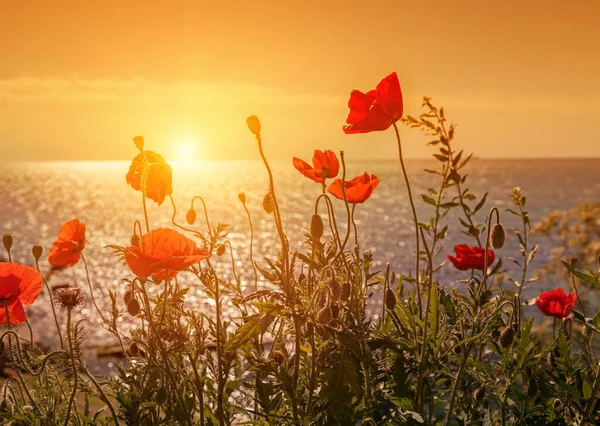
[174,139,200,162]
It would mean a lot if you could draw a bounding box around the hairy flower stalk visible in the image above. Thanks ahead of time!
[64,306,78,426]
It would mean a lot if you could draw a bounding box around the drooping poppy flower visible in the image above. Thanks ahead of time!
[126,151,173,206]
[48,219,86,267]
[327,172,380,204]
[446,244,495,271]
[535,288,577,319]
[293,150,340,184]
[125,228,210,281]
[343,72,403,134]
[0,263,43,324]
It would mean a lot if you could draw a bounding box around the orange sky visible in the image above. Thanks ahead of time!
[1,0,599,161]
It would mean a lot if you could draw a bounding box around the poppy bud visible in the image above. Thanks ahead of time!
[186,209,197,225]
[216,245,226,256]
[490,223,506,250]
[473,387,485,403]
[385,288,397,311]
[527,377,538,397]
[263,192,275,214]
[328,279,341,302]
[2,234,12,252]
[246,115,261,136]
[238,192,246,205]
[330,304,340,319]
[32,245,43,260]
[317,306,332,325]
[133,136,144,151]
[128,341,139,357]
[499,326,515,348]
[124,290,133,305]
[298,272,306,284]
[155,387,168,405]
[310,214,324,241]
[270,349,286,364]
[130,234,140,247]
[340,282,351,301]
[127,299,140,316]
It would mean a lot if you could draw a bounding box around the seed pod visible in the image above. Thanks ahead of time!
[473,387,485,403]
[130,234,141,247]
[385,288,397,311]
[127,299,140,316]
[499,326,515,348]
[133,136,144,151]
[216,245,226,256]
[32,245,43,260]
[124,290,133,305]
[2,234,12,252]
[340,282,351,301]
[270,350,286,364]
[263,192,275,214]
[328,279,341,302]
[186,209,197,225]
[317,306,332,325]
[155,387,168,405]
[128,341,140,357]
[238,192,246,205]
[490,223,506,249]
[310,214,324,241]
[246,115,261,136]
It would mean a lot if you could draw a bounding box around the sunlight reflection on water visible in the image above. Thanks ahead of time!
[2,158,600,350]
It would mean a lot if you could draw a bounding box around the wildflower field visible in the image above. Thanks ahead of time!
[1,72,599,425]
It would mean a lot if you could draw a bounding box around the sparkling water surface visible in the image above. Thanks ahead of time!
[1,158,599,360]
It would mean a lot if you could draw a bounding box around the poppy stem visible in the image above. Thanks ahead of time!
[240,198,258,293]
[35,258,64,349]
[392,123,422,317]
[139,148,150,233]
[81,254,110,326]
[478,207,499,300]
[64,307,78,426]
[351,204,358,247]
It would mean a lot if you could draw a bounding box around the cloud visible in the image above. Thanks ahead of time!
[0,76,344,106]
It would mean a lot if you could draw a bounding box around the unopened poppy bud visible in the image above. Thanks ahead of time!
[317,306,332,325]
[130,234,140,247]
[310,214,324,241]
[124,290,133,305]
[186,209,197,225]
[127,299,140,316]
[133,136,144,151]
[238,192,246,204]
[473,387,485,403]
[490,223,506,250]
[246,115,261,136]
[128,341,139,356]
[527,377,538,397]
[263,192,275,214]
[298,272,306,284]
[155,387,168,405]
[216,245,226,256]
[2,234,12,252]
[32,245,43,260]
[499,326,515,348]
[270,349,286,364]
[330,304,340,319]
[328,279,341,301]
[340,282,351,301]
[385,288,397,311]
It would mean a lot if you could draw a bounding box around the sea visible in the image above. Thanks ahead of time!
[1,158,599,364]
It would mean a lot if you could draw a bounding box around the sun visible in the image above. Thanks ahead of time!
[174,139,200,162]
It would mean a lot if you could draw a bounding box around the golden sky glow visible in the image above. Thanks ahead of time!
[1,0,599,161]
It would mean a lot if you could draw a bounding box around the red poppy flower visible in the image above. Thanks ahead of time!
[327,172,380,203]
[535,288,577,319]
[446,244,495,271]
[343,72,403,134]
[293,150,340,184]
[0,263,43,324]
[125,228,210,281]
[126,151,173,206]
[48,219,86,267]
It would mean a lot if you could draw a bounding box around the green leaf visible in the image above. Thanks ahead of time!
[583,381,593,399]
[421,194,437,206]
[473,192,488,214]
[561,261,598,285]
[592,310,600,328]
